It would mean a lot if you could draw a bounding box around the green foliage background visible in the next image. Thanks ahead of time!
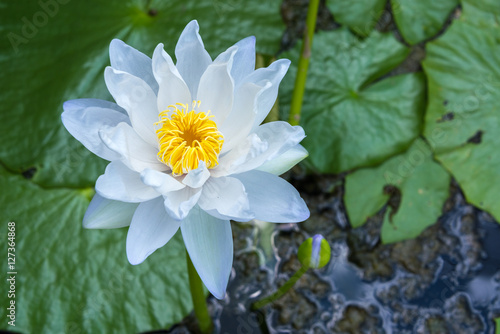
[1,0,499,332]
[280,0,499,243]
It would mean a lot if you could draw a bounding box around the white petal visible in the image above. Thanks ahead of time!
[182,161,210,188]
[202,209,253,223]
[83,193,139,229]
[163,187,202,220]
[99,122,166,172]
[212,45,237,64]
[104,67,159,146]
[175,20,212,99]
[217,121,305,176]
[96,161,160,203]
[197,47,236,124]
[152,43,192,111]
[109,39,159,94]
[234,170,309,223]
[214,133,266,177]
[243,59,291,129]
[230,36,256,87]
[198,176,253,221]
[141,168,185,194]
[126,197,181,265]
[219,80,271,153]
[62,99,130,161]
[257,144,308,175]
[63,98,127,114]
[181,206,232,299]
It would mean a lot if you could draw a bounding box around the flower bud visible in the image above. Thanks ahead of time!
[298,234,331,269]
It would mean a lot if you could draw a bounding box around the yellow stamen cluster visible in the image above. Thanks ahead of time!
[155,102,224,176]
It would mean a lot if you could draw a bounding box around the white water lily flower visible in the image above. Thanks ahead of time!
[62,20,309,299]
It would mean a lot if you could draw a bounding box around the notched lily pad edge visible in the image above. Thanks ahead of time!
[341,137,455,244]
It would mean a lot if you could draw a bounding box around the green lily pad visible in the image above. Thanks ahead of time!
[423,1,500,221]
[461,0,500,28]
[328,0,386,36]
[0,167,192,332]
[280,28,425,173]
[391,0,458,45]
[344,139,451,243]
[0,0,283,189]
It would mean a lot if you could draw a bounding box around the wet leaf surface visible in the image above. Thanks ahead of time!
[328,0,386,36]
[280,28,425,174]
[344,139,451,243]
[391,0,459,45]
[423,1,500,222]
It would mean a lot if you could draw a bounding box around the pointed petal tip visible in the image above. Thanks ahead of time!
[62,100,74,111]
[156,45,164,56]
[110,38,124,44]
[127,241,151,265]
[110,38,123,47]
[109,40,127,61]
[126,198,181,266]
[82,219,92,229]
[296,199,310,222]
[279,58,291,70]
[269,58,291,74]
[299,208,310,222]
[209,286,227,300]
[291,194,310,223]
[103,66,114,82]
[238,35,256,46]
[181,207,232,301]
[187,19,199,28]
[126,252,145,266]
[293,125,306,138]
[181,20,201,36]
[154,42,164,52]
[200,270,229,300]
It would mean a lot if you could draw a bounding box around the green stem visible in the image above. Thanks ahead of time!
[252,265,309,310]
[288,0,320,126]
[186,251,213,334]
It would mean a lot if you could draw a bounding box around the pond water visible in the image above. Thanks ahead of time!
[165,175,500,334]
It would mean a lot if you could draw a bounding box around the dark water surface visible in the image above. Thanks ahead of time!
[166,176,500,334]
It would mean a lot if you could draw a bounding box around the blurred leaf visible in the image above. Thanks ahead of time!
[328,0,386,36]
[280,29,425,173]
[423,1,500,222]
[391,0,458,45]
[496,318,500,334]
[0,0,283,188]
[461,0,500,27]
[344,139,451,243]
[0,167,192,332]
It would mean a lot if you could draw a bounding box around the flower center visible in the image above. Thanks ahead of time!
[155,101,224,176]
